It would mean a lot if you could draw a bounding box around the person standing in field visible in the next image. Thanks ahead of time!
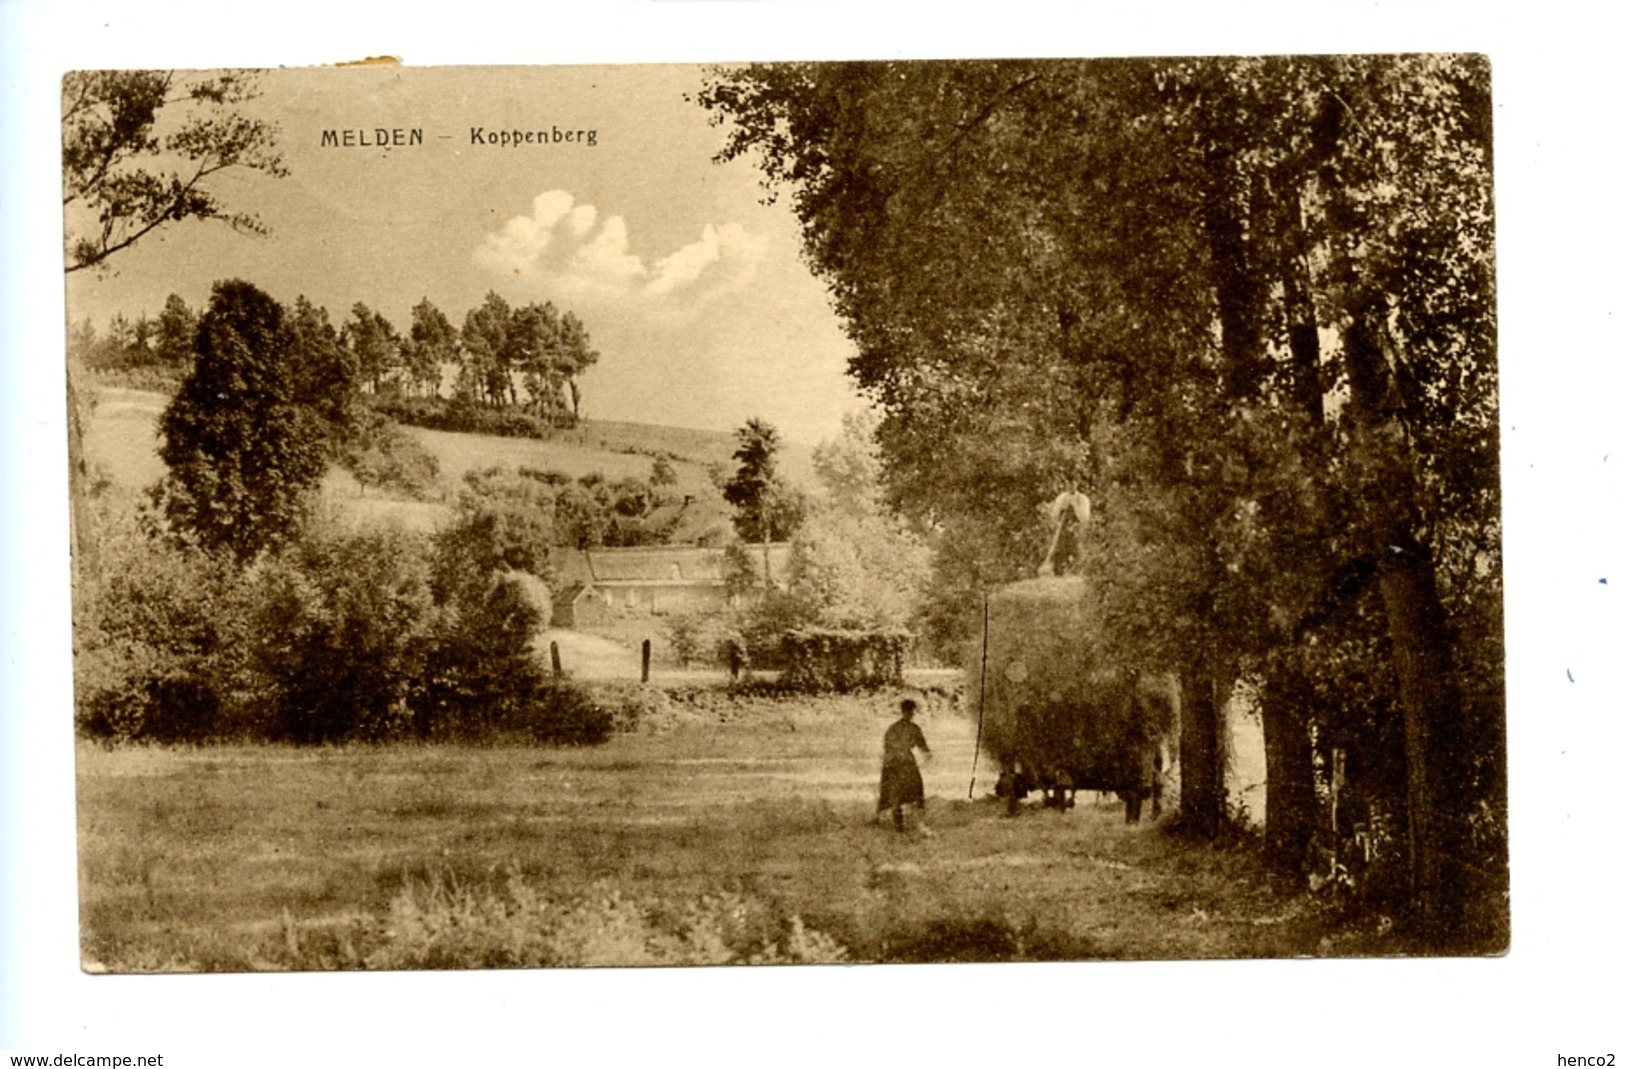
[876,698,931,831]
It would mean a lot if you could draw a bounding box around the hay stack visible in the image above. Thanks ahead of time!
[967,576,1176,795]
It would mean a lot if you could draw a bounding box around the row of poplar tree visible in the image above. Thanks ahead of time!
[700,55,1504,945]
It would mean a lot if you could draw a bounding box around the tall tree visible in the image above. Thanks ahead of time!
[459,291,513,406]
[156,280,328,562]
[406,297,458,398]
[812,409,887,514]
[285,296,358,442]
[342,302,401,395]
[506,301,563,416]
[556,311,600,419]
[154,294,198,370]
[724,418,805,545]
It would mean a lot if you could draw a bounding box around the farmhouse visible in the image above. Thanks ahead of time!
[553,543,793,627]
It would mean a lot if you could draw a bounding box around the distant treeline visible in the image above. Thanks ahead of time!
[70,289,600,432]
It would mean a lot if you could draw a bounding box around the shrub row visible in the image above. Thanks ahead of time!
[118,871,848,971]
[645,681,959,731]
[86,364,186,394]
[74,512,615,747]
[371,394,575,440]
[368,873,847,969]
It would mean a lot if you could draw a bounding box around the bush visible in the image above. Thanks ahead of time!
[245,523,438,744]
[78,513,593,748]
[340,414,441,500]
[517,465,574,488]
[435,472,555,585]
[497,682,614,745]
[417,569,550,740]
[780,628,912,692]
[73,512,249,742]
[85,364,185,394]
[77,661,226,744]
[607,476,656,518]
[75,496,647,747]
[580,682,670,733]
[666,612,740,669]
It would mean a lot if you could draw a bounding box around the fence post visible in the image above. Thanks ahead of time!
[641,639,651,683]
[550,640,563,677]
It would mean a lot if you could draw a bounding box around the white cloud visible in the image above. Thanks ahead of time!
[474,190,765,314]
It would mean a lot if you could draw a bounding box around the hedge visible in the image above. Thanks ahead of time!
[779,628,912,692]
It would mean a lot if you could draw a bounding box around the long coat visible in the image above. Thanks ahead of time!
[878,717,928,809]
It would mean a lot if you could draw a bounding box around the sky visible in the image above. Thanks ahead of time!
[65,64,866,445]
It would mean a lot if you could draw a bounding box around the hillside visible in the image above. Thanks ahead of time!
[80,386,820,544]
[82,386,169,493]
[576,417,817,488]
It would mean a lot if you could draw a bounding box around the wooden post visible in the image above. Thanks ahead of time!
[969,598,989,799]
[1330,746,1347,894]
[641,639,651,683]
[762,495,773,584]
[550,640,563,676]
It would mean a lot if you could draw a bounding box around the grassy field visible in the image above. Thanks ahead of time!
[76,385,1322,970]
[82,385,170,494]
[77,692,1358,972]
[429,417,815,488]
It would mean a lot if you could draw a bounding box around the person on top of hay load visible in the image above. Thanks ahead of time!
[876,698,931,831]
[1037,483,1091,577]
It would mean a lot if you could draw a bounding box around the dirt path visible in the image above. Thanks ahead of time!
[539,628,643,678]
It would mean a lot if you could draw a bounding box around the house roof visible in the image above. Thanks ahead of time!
[552,581,590,613]
[552,548,595,587]
[575,543,794,584]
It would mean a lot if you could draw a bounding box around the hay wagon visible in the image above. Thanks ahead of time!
[969,576,1178,823]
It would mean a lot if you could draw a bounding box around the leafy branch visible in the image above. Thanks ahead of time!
[62,69,287,275]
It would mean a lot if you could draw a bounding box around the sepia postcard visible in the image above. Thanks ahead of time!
[62,57,1507,984]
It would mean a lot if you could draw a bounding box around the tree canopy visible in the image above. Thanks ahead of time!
[62,70,286,274]
[700,55,1500,939]
[454,291,600,419]
[156,280,329,562]
[723,418,806,544]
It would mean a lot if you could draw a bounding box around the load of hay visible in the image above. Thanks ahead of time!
[967,576,1178,809]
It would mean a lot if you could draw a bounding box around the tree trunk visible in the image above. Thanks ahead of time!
[1261,664,1316,871]
[1282,239,1325,427]
[1185,135,1263,842]
[1343,300,1468,931]
[65,364,98,590]
[1178,654,1229,838]
[1200,148,1270,402]
[1260,239,1324,871]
